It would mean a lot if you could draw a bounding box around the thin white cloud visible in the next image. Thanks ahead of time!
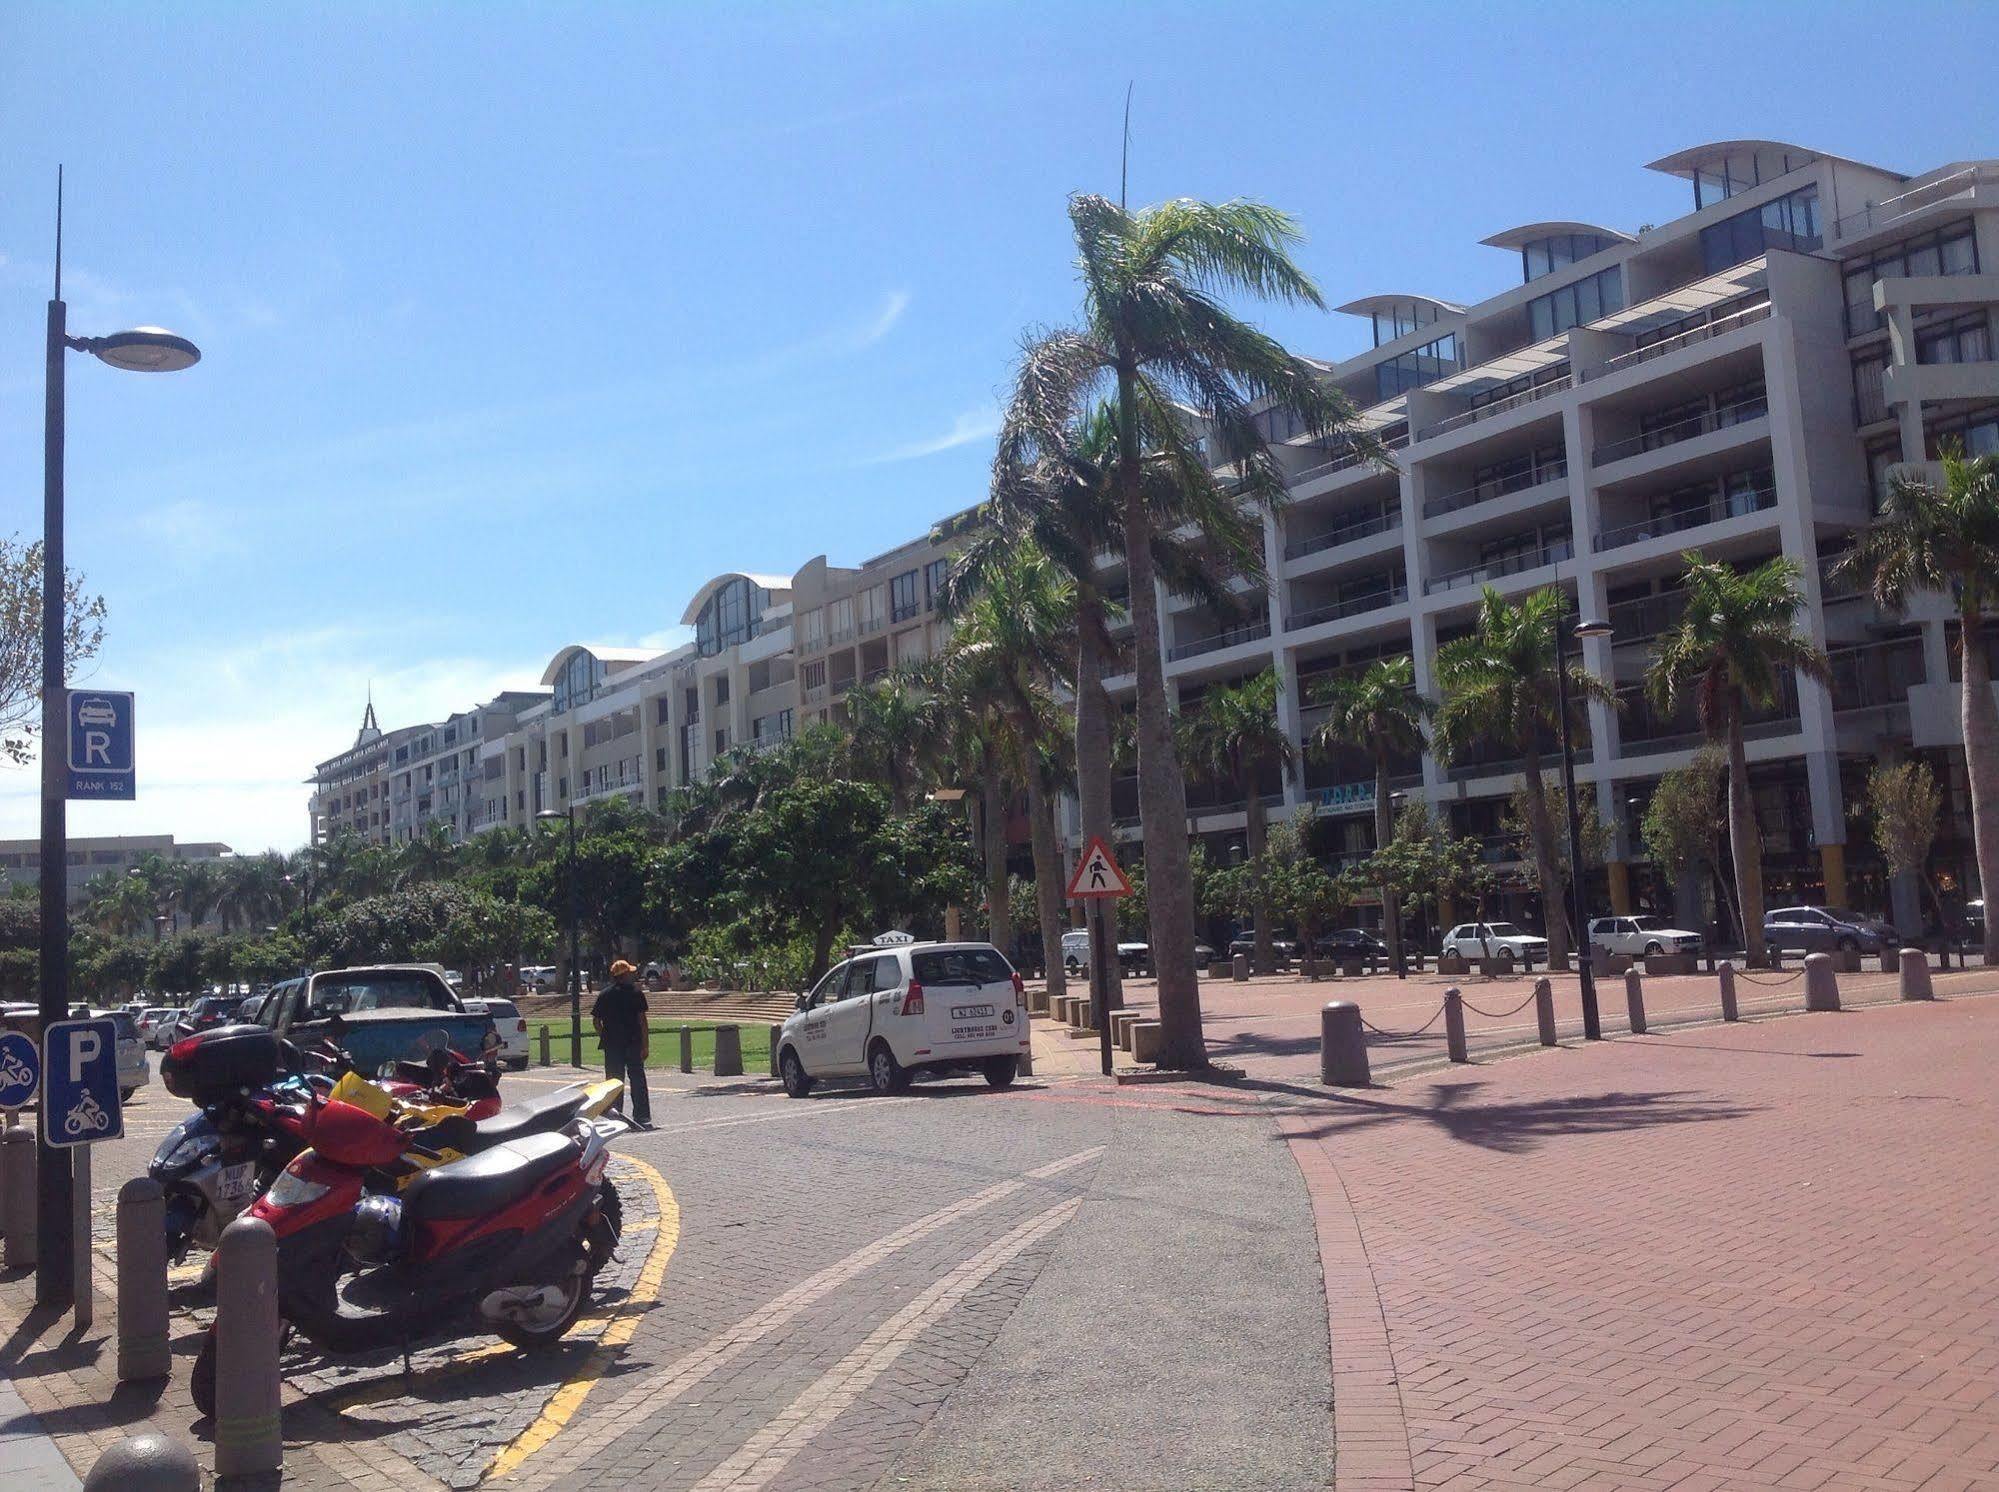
[867,406,1001,465]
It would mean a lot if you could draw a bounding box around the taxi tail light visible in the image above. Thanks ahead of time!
[1011,972,1026,1005]
[900,981,925,1017]
[516,1019,527,1033]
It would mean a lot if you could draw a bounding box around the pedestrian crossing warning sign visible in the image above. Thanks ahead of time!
[1066,836,1133,900]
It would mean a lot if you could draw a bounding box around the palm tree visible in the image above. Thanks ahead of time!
[843,671,950,813]
[1002,196,1379,1067]
[1309,655,1432,974]
[83,871,153,937]
[1650,553,1831,966]
[1433,587,1615,969]
[398,820,461,886]
[1177,669,1294,972]
[1836,448,1999,960]
[177,861,224,930]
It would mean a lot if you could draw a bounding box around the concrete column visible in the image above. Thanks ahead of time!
[1443,987,1468,1063]
[1,1128,34,1267]
[1818,839,1849,910]
[713,1025,742,1077]
[1607,861,1634,916]
[213,1216,283,1476]
[117,1179,170,1381]
[1718,961,1740,1022]
[1319,1002,1370,1086]
[1899,945,1935,1000]
[1804,951,1842,1011]
[1533,977,1557,1045]
[1275,645,1303,810]
[1624,968,1647,1034]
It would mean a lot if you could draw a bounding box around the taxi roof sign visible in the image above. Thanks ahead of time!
[1065,836,1132,900]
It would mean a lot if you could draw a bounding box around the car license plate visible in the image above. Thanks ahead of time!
[216,1162,259,1206]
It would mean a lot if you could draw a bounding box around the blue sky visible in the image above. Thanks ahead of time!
[3,1,1995,853]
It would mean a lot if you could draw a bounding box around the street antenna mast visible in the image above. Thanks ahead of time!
[1120,83,1133,210]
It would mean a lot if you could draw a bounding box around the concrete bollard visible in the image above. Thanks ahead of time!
[83,1433,201,1492]
[214,1216,283,1476]
[1231,953,1249,982]
[1130,1021,1164,1064]
[116,1178,170,1382]
[1624,968,1647,1034]
[1804,951,1841,1012]
[1718,961,1739,1022]
[678,1025,693,1074]
[768,1031,782,1079]
[713,1025,743,1077]
[1877,949,1899,975]
[1319,1002,1370,1086]
[1533,977,1556,1046]
[1017,1044,1034,1077]
[536,1026,550,1066]
[1443,987,1468,1063]
[1,1128,34,1269]
[1898,945,1934,1001]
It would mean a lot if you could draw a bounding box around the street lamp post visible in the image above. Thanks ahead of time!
[36,174,201,1305]
[1554,604,1613,1040]
[537,806,582,1066]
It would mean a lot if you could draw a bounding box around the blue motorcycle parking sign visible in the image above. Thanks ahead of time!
[41,1018,122,1146]
[0,1031,38,1110]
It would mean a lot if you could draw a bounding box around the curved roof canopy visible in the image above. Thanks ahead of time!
[1479,220,1635,251]
[1643,139,1879,181]
[538,644,657,686]
[678,571,792,627]
[1333,293,1465,320]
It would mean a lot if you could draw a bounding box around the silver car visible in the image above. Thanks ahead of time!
[463,997,530,1069]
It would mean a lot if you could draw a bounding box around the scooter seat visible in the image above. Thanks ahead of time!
[419,1086,590,1157]
[403,1131,579,1223]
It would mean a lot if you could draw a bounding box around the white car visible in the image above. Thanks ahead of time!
[519,965,559,994]
[137,1007,179,1049]
[776,940,1029,1097]
[1589,916,1704,958]
[1440,923,1549,962]
[462,997,530,1069]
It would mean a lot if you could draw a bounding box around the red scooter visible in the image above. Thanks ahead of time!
[190,1092,625,1416]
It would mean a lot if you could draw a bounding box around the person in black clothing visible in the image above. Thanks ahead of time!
[591,959,651,1128]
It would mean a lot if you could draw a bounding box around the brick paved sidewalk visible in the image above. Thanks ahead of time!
[1283,998,1999,1491]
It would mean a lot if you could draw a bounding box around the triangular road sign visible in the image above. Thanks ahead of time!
[1066,835,1133,900]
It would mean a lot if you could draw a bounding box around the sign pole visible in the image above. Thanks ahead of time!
[71,1140,91,1329]
[1090,900,1113,1077]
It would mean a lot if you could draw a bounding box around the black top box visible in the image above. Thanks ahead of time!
[162,1023,282,1100]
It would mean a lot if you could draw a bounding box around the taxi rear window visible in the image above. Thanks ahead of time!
[912,949,1011,987]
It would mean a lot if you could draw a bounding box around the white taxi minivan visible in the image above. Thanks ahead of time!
[776,940,1029,1098]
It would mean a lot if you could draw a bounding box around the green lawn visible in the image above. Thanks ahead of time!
[527,1019,773,1073]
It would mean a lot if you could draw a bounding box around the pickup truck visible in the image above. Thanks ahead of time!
[241,964,498,1074]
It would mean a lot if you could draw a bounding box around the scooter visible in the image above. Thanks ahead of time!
[190,1093,627,1417]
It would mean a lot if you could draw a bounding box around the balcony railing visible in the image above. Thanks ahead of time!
[1845,264,1982,336]
[1606,588,1687,642]
[1619,673,1800,751]
[1828,638,1924,712]
[1416,372,1573,442]
[1289,430,1410,486]
[1591,396,1769,466]
[1286,584,1409,631]
[1818,549,1866,601]
[1597,301,1771,377]
[1593,486,1777,552]
[1283,507,1401,560]
[1832,164,1999,239]
[1423,461,1568,519]
[1166,618,1272,661]
[1424,540,1573,595]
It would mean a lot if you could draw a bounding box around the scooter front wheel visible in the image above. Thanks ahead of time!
[496,1257,587,1351]
[192,1335,217,1419]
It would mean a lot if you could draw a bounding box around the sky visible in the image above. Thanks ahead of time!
[2,1,1996,855]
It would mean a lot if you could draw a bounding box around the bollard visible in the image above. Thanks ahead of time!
[1231,952,1248,982]
[537,1026,550,1066]
[117,1178,170,1381]
[83,1433,201,1492]
[1319,1002,1370,1086]
[214,1216,283,1476]
[1718,961,1739,1022]
[713,1024,743,1077]
[769,1030,782,1079]
[1624,968,1647,1034]
[1804,951,1841,1012]
[0,1128,33,1268]
[1443,987,1468,1063]
[1533,977,1556,1046]
[1898,945,1934,1001]
[679,1025,693,1073]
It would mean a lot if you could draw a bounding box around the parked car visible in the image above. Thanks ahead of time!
[1965,899,1984,939]
[519,964,560,994]
[247,965,497,1073]
[1761,906,1896,955]
[1059,929,1153,976]
[173,995,246,1042]
[1311,928,1389,961]
[1227,934,1298,962]
[137,1007,179,1048]
[777,940,1028,1096]
[97,1009,150,1102]
[1440,923,1549,962]
[462,996,530,1069]
[1589,916,1704,958]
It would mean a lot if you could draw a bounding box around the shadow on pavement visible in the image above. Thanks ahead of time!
[1281,1081,1760,1155]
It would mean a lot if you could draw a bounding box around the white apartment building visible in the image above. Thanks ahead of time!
[0,833,233,908]
[309,139,1999,924]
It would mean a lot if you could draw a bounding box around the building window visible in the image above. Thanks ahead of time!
[1689,149,1817,209]
[1842,219,1979,336]
[890,570,920,623]
[923,558,948,609]
[552,650,605,714]
[1468,362,1571,412]
[1519,233,1614,283]
[714,674,730,706]
[1852,352,1891,425]
[859,585,886,634]
[1697,184,1821,275]
[695,576,768,656]
[800,606,825,652]
[1369,301,1437,347]
[803,659,827,692]
[1374,332,1461,400]
[1527,268,1624,341]
[1925,405,1999,461]
[1916,311,1991,366]
[827,596,855,643]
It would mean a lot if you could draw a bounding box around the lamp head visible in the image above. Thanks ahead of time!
[1573,618,1612,641]
[84,327,201,373]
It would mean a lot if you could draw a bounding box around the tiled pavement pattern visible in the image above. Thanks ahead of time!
[1285,997,1999,1491]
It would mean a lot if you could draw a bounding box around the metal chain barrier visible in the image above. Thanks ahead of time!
[1458,988,1544,1020]
[1359,1003,1447,1039]
[1733,968,1805,986]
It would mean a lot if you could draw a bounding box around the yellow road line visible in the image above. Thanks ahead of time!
[484,1154,680,1481]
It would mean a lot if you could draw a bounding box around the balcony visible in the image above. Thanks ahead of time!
[1606,588,1687,643]
[1417,372,1573,442]
[1289,430,1410,487]
[1832,164,1999,239]
[1166,618,1272,662]
[1618,674,1799,752]
[1594,485,1777,552]
[1283,506,1401,561]
[1828,637,1925,713]
[1286,584,1408,631]
[1423,460,1567,520]
[1425,540,1573,596]
[1594,300,1771,378]
[1592,395,1768,467]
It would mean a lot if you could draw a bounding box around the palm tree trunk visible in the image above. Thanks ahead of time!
[1025,769,1067,1002]
[1725,701,1768,965]
[1244,759,1274,974]
[1074,603,1122,1003]
[1374,749,1403,975]
[1959,610,1999,962]
[1519,740,1568,970]
[1117,357,1204,1067]
[979,747,1013,963]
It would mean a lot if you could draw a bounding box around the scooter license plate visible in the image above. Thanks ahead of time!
[215,1162,259,1206]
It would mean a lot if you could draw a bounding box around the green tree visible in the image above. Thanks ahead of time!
[1362,800,1496,945]
[0,534,107,765]
[1433,587,1613,970]
[1641,748,1734,938]
[1178,669,1294,972]
[1502,776,1611,937]
[1308,655,1431,974]
[1837,448,1999,959]
[1866,759,1943,935]
[1647,553,1829,965]
[842,672,950,814]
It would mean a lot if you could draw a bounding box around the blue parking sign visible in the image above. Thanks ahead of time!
[42,1019,122,1146]
[0,1031,38,1109]
[67,690,135,801]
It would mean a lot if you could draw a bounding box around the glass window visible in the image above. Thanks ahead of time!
[890,570,921,622]
[1852,354,1891,424]
[912,948,1014,986]
[1700,185,1821,274]
[1524,268,1622,342]
[1374,333,1461,400]
[695,577,768,656]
